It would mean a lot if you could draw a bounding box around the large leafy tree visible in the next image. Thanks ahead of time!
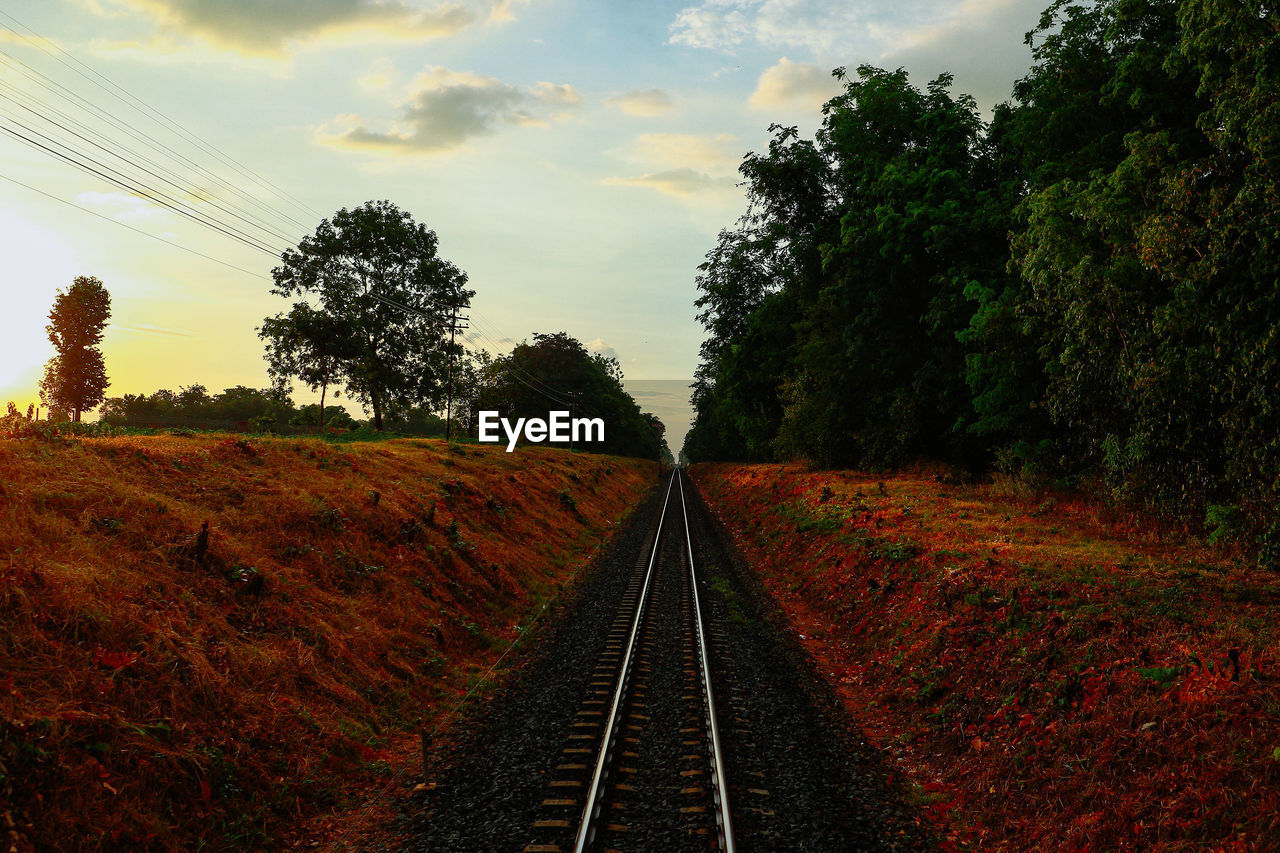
[686,124,833,462]
[39,275,111,422]
[778,67,996,467]
[263,200,472,430]
[1172,0,1280,549]
[1004,0,1248,515]
[475,332,664,459]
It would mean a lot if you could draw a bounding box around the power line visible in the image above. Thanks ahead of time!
[0,169,268,278]
[2,163,577,412]
[0,117,286,257]
[0,46,313,235]
[463,310,578,401]
[0,14,579,410]
[0,9,322,223]
[0,120,286,257]
[367,292,576,408]
[0,79,299,247]
[0,99,293,254]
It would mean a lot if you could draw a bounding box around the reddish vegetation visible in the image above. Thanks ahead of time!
[692,463,1280,851]
[0,434,654,851]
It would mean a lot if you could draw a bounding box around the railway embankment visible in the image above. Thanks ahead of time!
[691,462,1280,849]
[0,433,653,851]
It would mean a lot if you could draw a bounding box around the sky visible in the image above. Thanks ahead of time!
[0,0,1045,452]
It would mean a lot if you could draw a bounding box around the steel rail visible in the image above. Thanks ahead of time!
[572,471,676,853]
[677,468,736,852]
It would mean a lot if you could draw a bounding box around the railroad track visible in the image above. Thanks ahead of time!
[524,469,735,853]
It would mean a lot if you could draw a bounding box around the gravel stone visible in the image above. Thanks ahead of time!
[397,472,933,852]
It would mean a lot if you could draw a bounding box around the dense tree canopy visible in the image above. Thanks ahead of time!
[685,0,1280,564]
[261,200,473,430]
[475,332,665,459]
[40,275,111,422]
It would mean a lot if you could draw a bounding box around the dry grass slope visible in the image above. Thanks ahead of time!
[0,434,655,851]
[692,462,1280,851]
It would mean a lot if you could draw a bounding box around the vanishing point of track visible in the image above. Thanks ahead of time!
[524,469,735,852]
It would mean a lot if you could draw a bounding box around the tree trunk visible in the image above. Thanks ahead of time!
[372,392,383,431]
[319,381,327,432]
[74,406,81,423]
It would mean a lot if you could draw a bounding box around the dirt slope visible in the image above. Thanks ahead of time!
[692,463,1280,851]
[0,434,655,851]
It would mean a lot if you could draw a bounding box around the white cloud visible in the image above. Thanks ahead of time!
[617,132,738,173]
[76,190,172,225]
[603,168,736,198]
[669,0,894,54]
[670,0,1042,111]
[605,131,741,199]
[748,57,841,113]
[586,338,619,362]
[319,67,580,153]
[488,0,530,23]
[669,2,754,51]
[603,89,674,117]
[878,0,1041,110]
[0,28,62,49]
[533,81,585,120]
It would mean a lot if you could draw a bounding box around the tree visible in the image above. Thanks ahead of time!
[685,123,833,462]
[260,304,352,430]
[263,200,473,430]
[39,275,111,422]
[475,332,664,459]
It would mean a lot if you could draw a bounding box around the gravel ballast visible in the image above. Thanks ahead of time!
[400,472,931,851]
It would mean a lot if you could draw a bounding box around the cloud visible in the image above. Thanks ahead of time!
[669,0,1041,111]
[487,0,530,23]
[359,57,398,91]
[533,81,584,119]
[669,0,892,54]
[617,132,739,172]
[748,57,841,113]
[0,28,64,49]
[669,2,754,51]
[603,168,736,198]
[878,0,1040,110]
[319,68,581,153]
[76,190,172,224]
[604,89,674,117]
[89,0,525,56]
[586,338,619,362]
[605,132,742,199]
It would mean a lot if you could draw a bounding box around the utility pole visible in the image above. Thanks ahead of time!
[568,391,580,451]
[444,305,469,442]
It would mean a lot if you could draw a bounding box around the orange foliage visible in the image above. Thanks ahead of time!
[0,434,654,850]
[692,463,1280,851]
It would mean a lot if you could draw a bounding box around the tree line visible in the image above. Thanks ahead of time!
[684,0,1279,562]
[258,199,666,458]
[31,199,667,460]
